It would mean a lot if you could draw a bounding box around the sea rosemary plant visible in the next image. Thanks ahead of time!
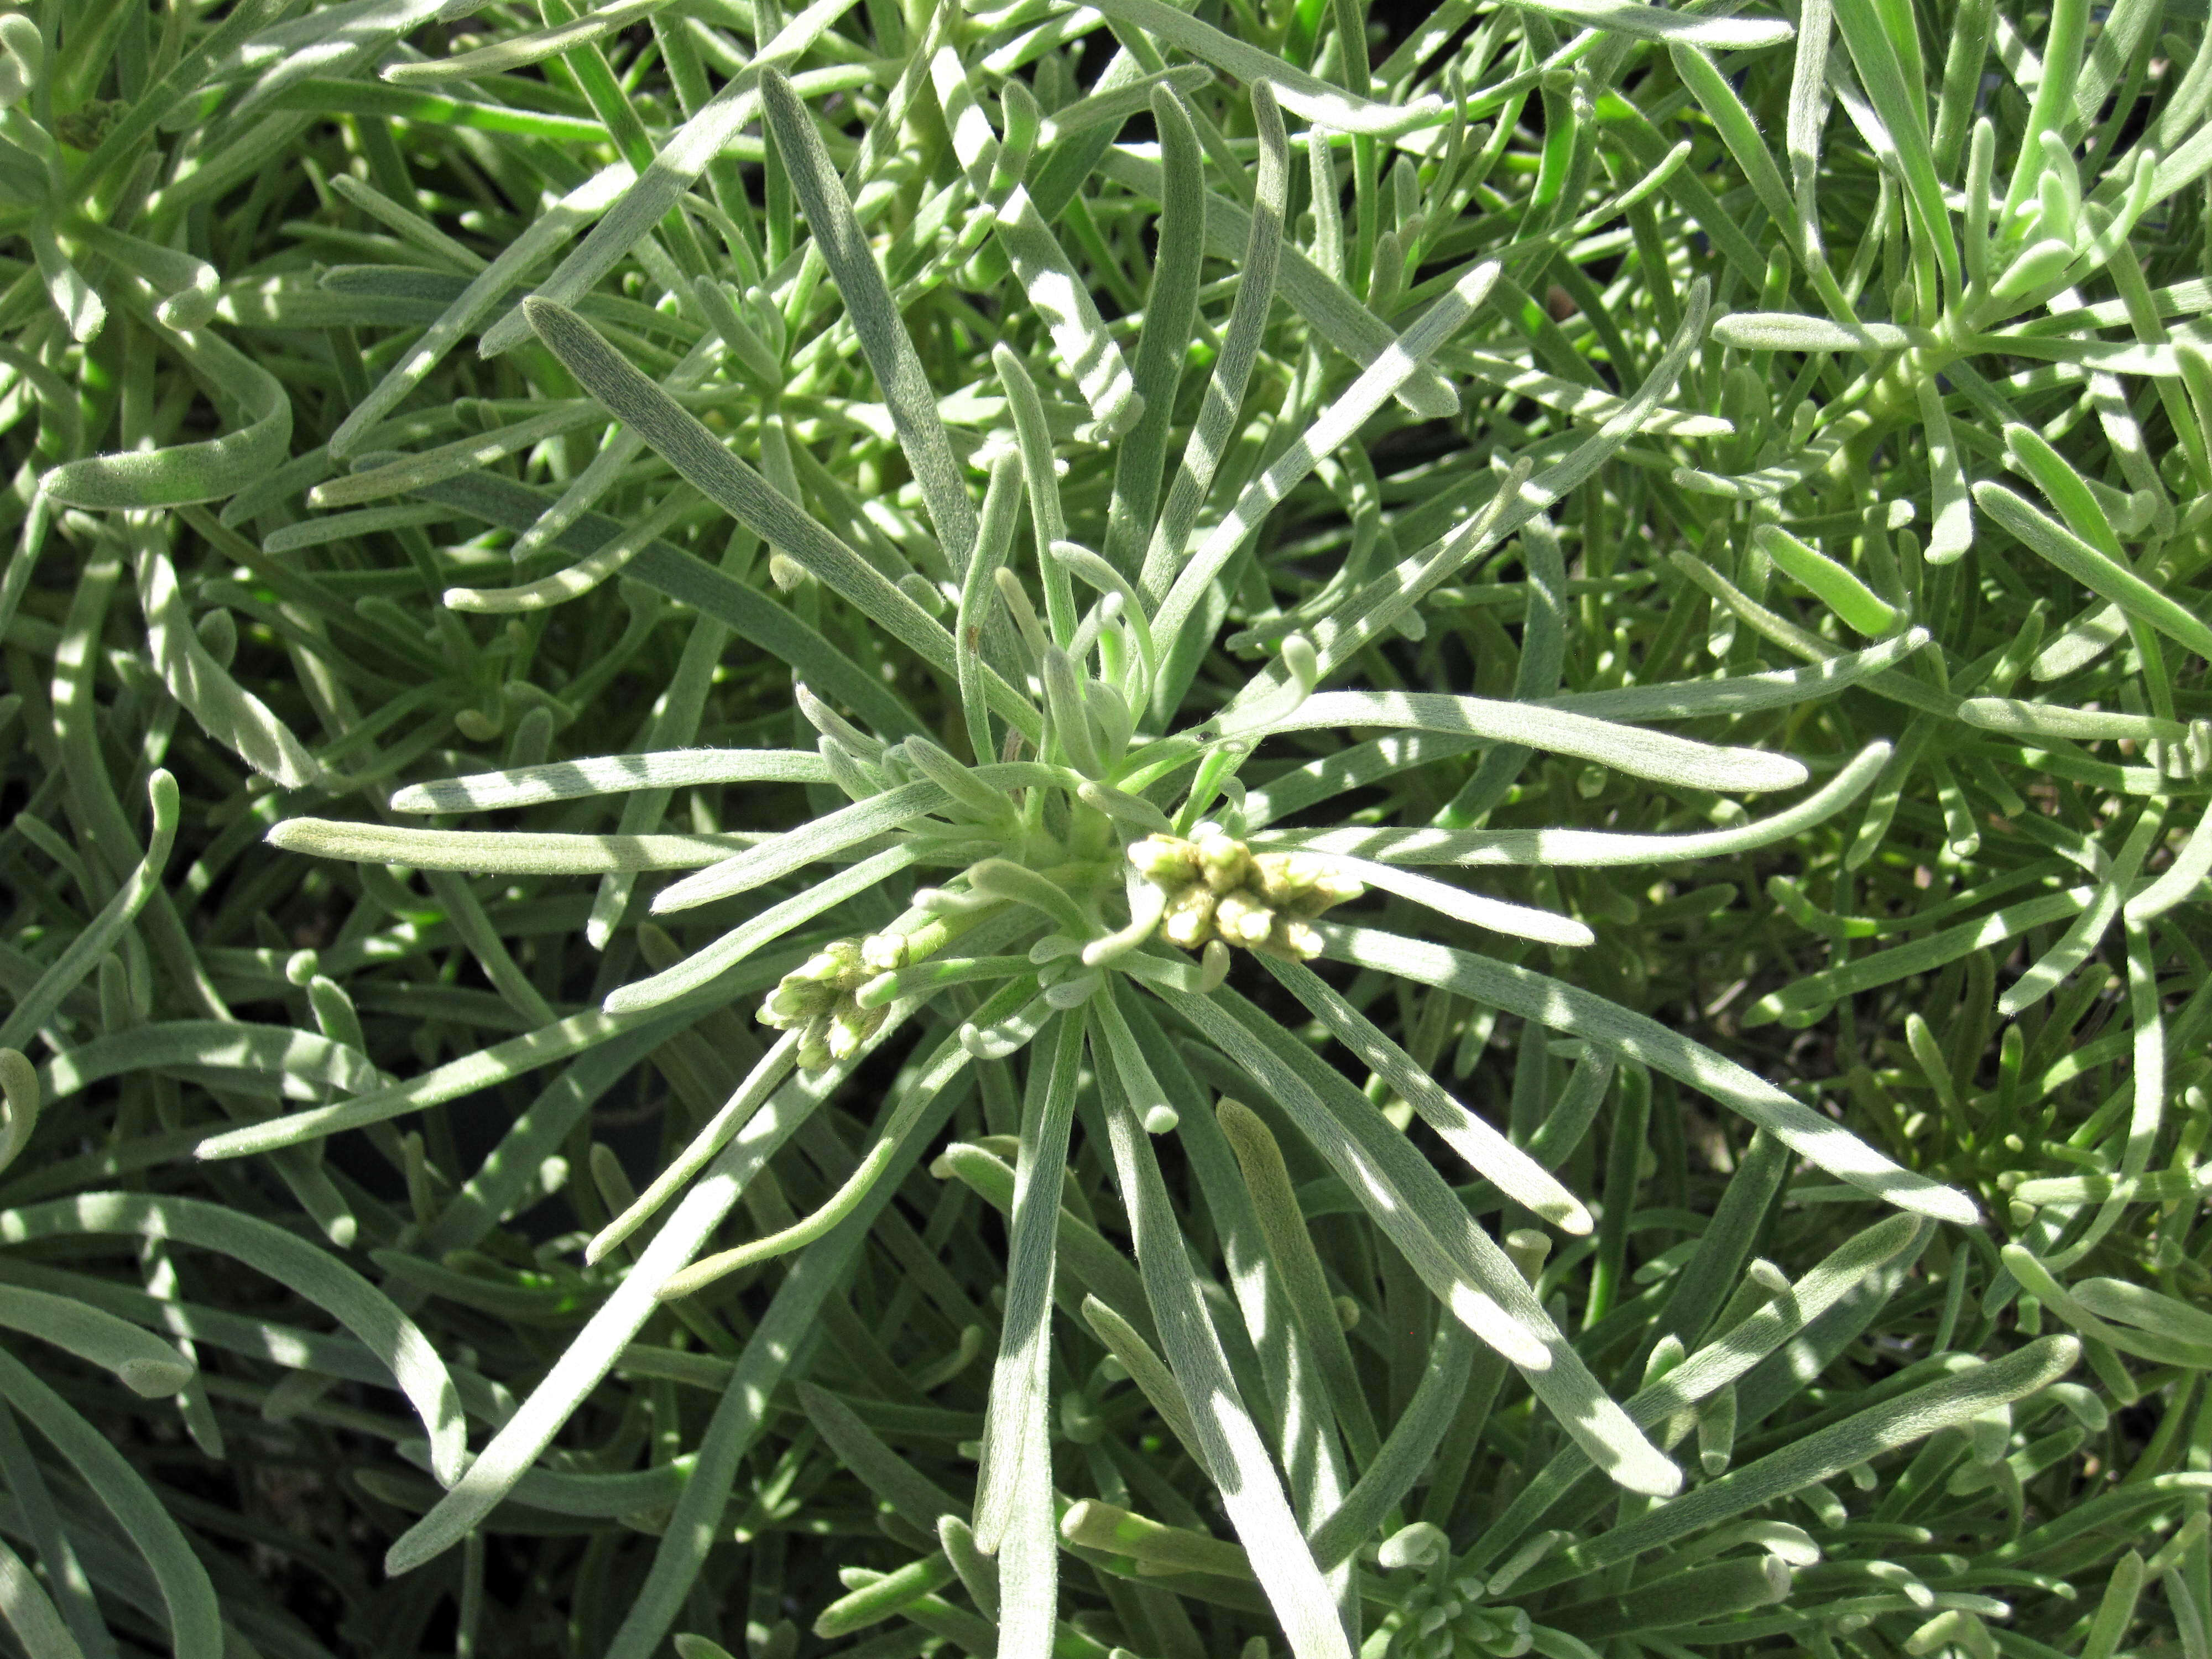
[2,0,2211,1655]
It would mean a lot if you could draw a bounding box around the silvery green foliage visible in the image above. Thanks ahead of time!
[2,0,2211,1656]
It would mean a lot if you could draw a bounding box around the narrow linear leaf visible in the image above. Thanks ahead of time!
[394,750,831,813]
[1238,690,1809,792]
[1093,993,1354,1659]
[760,69,977,572]
[0,1194,465,1482]
[1525,1337,2079,1584]
[1975,481,2212,661]
[270,820,760,875]
[1318,924,1979,1224]
[384,1023,912,1574]
[1161,984,1683,1497]
[1261,740,1890,866]
[1159,262,1500,650]
[40,325,290,509]
[650,779,946,914]
[0,773,179,1053]
[475,0,866,356]
[1264,957,1593,1230]
[0,1349,220,1659]
[523,300,1039,740]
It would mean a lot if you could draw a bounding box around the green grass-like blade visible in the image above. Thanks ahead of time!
[1319,924,1979,1224]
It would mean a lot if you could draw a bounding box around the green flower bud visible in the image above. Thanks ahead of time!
[846,998,891,1044]
[1212,891,1275,946]
[796,1016,834,1072]
[764,979,834,1025]
[862,931,910,972]
[1160,884,1217,948]
[1260,853,1363,917]
[794,938,865,985]
[1129,833,1199,883]
[1195,831,1251,894]
[1253,851,1319,905]
[825,1008,868,1062]
[54,97,122,152]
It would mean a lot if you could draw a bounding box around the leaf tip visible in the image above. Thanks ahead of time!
[1917,1185,1982,1227]
[1745,753,1813,792]
[383,1528,444,1579]
[1620,1445,1684,1498]
[119,1357,196,1397]
[1550,1201,1595,1237]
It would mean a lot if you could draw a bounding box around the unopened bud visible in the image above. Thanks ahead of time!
[1160,885,1217,948]
[1253,852,1317,904]
[1196,831,1252,894]
[827,1001,888,1061]
[764,980,831,1024]
[1213,891,1274,945]
[796,1017,833,1072]
[794,939,864,985]
[1129,834,1199,883]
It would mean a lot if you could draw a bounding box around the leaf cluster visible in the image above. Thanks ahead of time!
[0,0,2209,1656]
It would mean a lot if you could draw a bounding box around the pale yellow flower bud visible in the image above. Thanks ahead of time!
[1270,917,1324,960]
[1129,833,1199,883]
[1196,831,1251,894]
[862,931,910,972]
[1160,884,1218,948]
[1213,891,1275,945]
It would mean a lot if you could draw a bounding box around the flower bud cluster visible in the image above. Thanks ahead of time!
[758,931,913,1071]
[1128,828,1362,962]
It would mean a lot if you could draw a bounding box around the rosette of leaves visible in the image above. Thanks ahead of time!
[217,7,2025,1654]
[8,0,2212,1652]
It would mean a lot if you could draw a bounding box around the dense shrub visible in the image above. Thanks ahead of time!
[0,0,2208,1656]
